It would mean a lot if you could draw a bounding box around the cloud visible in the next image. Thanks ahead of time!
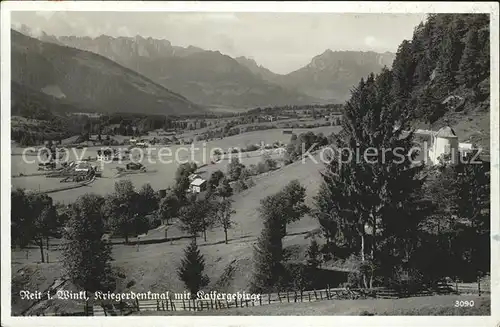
[364,36,377,47]
[34,11,56,19]
[117,26,132,37]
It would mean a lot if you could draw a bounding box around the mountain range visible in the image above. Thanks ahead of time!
[11,30,202,116]
[13,26,396,114]
[236,50,395,102]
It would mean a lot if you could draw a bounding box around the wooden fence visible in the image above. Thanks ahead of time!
[92,280,491,316]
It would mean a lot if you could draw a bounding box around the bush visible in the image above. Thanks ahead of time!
[232,180,248,193]
[256,162,268,174]
[244,144,260,152]
[248,164,259,176]
[245,178,255,188]
[263,158,278,171]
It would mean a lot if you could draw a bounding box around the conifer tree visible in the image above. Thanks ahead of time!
[177,239,209,297]
[391,40,416,117]
[315,68,427,287]
[250,196,286,293]
[435,22,463,93]
[457,28,481,88]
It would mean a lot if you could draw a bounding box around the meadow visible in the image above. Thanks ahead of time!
[10,126,339,204]
[135,294,490,316]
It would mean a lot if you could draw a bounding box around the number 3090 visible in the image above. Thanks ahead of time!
[454,300,475,307]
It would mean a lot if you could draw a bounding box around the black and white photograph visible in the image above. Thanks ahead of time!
[1,1,498,325]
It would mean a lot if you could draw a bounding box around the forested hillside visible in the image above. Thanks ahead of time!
[392,14,490,148]
[313,13,491,291]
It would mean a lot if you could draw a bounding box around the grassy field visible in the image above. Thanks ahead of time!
[135,295,490,316]
[11,126,339,203]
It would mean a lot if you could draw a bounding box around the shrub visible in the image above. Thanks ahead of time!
[232,180,248,193]
[245,144,260,152]
[245,178,256,188]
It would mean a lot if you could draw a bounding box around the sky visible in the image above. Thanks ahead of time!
[11,12,426,74]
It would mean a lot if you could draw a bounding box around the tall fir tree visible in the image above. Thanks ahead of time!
[315,68,427,287]
[177,239,209,297]
[392,40,416,118]
[250,196,286,293]
[435,20,463,93]
[457,28,481,88]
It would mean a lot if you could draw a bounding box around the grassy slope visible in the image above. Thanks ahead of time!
[137,295,490,316]
[11,151,326,314]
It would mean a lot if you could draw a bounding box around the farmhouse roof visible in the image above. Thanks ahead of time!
[435,126,457,138]
[75,162,91,169]
[190,178,206,186]
[188,173,200,181]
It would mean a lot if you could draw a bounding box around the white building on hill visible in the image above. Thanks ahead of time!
[190,178,207,193]
[428,126,459,165]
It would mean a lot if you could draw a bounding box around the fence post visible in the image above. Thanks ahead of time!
[162,300,165,311]
[210,297,214,309]
[278,292,282,303]
[259,296,262,306]
[455,280,458,294]
[327,284,331,299]
[268,293,271,304]
[320,290,323,300]
[478,275,481,296]
[286,291,290,303]
[136,298,140,312]
[294,291,297,302]
[308,293,311,302]
[156,300,160,311]
[226,298,230,309]
[300,290,303,302]
[314,289,318,300]
[170,299,175,311]
[182,298,186,311]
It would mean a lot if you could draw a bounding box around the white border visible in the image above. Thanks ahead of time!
[1,2,499,327]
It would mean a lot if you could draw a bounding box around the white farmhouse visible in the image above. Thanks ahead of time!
[190,178,207,193]
[428,126,459,165]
